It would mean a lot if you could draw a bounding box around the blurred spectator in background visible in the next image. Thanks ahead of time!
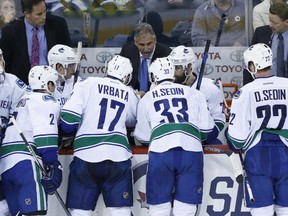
[191,0,246,47]
[253,0,287,31]
[170,20,193,46]
[126,10,180,46]
[0,0,71,84]
[0,0,16,25]
[46,0,144,14]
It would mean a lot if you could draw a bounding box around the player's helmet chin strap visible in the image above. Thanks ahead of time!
[58,67,67,82]
[0,65,5,84]
[182,65,194,84]
[248,69,257,80]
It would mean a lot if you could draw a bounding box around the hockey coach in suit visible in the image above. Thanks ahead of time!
[120,23,172,96]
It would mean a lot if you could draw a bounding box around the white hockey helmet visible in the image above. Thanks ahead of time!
[243,43,272,74]
[149,57,175,83]
[48,44,76,78]
[28,65,58,93]
[168,45,196,74]
[106,55,133,85]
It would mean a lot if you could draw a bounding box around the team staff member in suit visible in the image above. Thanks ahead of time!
[244,2,288,85]
[0,0,71,85]
[120,23,172,97]
[243,25,272,85]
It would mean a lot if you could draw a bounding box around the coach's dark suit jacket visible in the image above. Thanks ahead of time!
[0,14,71,84]
[120,41,172,90]
[243,25,272,85]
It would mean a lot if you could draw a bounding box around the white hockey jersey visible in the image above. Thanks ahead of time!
[134,81,214,153]
[54,76,75,107]
[227,76,288,151]
[0,92,60,174]
[60,77,139,163]
[0,73,26,128]
[191,76,226,133]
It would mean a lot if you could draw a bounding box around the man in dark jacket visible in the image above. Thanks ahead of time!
[0,0,71,84]
[120,23,172,97]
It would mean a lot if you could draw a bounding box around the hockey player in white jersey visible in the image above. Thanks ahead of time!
[134,57,214,216]
[0,65,63,215]
[48,44,77,107]
[0,48,27,216]
[226,43,288,216]
[60,55,138,216]
[168,45,225,144]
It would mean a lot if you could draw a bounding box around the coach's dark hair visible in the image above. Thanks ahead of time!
[269,2,288,21]
[134,23,156,40]
[21,0,45,13]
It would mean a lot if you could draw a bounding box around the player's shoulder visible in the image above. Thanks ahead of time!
[202,77,221,90]
[74,76,98,87]
[191,88,206,98]
[4,73,27,89]
[232,83,252,101]
[274,76,288,84]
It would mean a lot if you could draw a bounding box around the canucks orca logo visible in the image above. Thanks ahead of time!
[57,86,64,93]
[233,89,242,99]
[43,95,56,102]
[16,79,26,88]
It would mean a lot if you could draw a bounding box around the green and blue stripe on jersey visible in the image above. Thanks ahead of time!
[227,128,288,151]
[150,122,211,145]
[60,109,81,134]
[73,132,131,152]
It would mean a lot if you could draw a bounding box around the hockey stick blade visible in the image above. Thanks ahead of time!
[10,117,72,216]
[203,146,243,183]
[196,40,211,90]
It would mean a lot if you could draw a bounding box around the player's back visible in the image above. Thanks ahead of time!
[136,81,214,152]
[67,77,137,135]
[61,77,138,162]
[145,82,206,126]
[244,76,288,131]
[228,76,288,150]
[191,77,225,127]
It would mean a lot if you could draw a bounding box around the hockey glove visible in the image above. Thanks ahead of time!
[41,160,63,194]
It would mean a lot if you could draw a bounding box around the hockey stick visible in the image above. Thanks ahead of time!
[10,117,72,216]
[217,78,230,110]
[216,78,231,120]
[73,41,82,86]
[239,151,255,204]
[203,145,243,183]
[196,39,211,90]
[215,13,226,47]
